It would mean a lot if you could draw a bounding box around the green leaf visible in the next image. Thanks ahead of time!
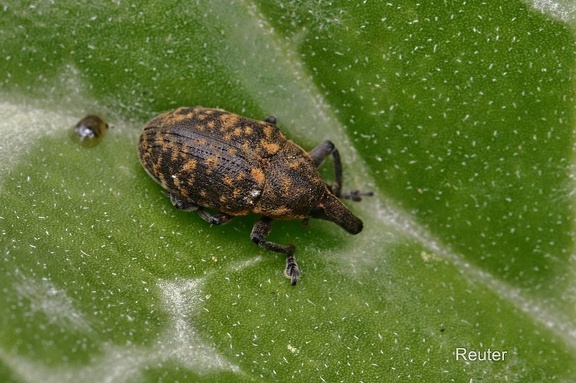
[1,1,575,381]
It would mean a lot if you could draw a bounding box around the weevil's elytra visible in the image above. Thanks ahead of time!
[72,115,109,147]
[138,106,371,285]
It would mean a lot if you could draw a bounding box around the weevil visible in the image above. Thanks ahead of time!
[138,106,370,285]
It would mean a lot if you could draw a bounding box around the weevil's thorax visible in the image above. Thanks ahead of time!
[254,141,326,220]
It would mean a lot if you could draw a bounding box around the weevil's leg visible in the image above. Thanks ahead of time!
[197,209,233,225]
[341,190,374,202]
[285,254,300,286]
[166,191,199,211]
[166,191,233,224]
[264,115,277,125]
[309,140,373,201]
[251,217,300,285]
[251,217,295,254]
[309,140,343,196]
[309,140,339,171]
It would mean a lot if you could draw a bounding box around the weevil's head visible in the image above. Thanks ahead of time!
[310,189,363,234]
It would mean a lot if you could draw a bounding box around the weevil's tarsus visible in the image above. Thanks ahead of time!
[285,254,300,286]
[341,190,374,202]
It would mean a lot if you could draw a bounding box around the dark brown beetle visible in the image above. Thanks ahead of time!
[72,115,109,147]
[138,106,370,285]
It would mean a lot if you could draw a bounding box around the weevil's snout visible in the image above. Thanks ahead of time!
[312,192,363,234]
